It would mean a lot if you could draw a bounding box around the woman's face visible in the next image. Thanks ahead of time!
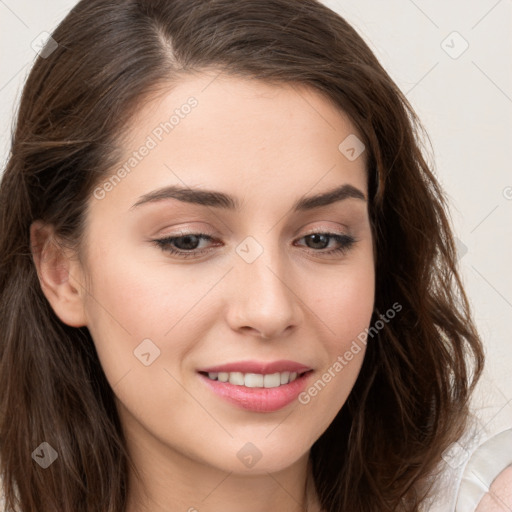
[76,72,375,476]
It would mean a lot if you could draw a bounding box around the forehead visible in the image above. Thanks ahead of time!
[127,71,365,161]
[91,71,368,215]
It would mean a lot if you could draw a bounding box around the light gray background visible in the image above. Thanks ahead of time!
[1,0,511,447]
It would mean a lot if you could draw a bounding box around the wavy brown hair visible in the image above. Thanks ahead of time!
[0,0,484,511]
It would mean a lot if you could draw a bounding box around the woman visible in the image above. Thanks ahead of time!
[0,0,485,511]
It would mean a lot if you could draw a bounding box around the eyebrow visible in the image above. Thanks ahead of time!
[130,183,366,212]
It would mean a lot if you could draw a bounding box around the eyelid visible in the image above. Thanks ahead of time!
[154,225,350,244]
[155,227,216,238]
[300,226,350,237]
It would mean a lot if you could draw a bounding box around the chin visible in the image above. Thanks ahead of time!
[202,433,313,475]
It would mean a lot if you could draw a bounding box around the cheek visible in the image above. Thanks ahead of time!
[313,257,375,350]
[297,257,374,425]
[83,228,375,383]
[83,234,209,332]
[80,242,208,388]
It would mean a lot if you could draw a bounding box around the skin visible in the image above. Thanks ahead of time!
[475,466,512,512]
[31,71,375,512]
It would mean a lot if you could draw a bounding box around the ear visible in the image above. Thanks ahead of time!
[30,220,87,328]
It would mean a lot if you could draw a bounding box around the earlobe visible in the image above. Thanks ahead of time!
[30,220,87,328]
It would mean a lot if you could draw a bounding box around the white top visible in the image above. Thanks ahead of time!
[424,422,512,512]
[455,428,512,512]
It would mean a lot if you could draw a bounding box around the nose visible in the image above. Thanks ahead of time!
[225,238,303,340]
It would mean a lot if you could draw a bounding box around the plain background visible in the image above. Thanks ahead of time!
[1,0,511,453]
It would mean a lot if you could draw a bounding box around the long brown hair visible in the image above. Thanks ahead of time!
[0,1,484,510]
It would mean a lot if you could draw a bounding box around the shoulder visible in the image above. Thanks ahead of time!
[457,428,512,512]
[475,466,512,511]
[420,416,485,511]
[423,425,512,512]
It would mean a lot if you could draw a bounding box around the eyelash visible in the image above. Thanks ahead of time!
[152,231,357,259]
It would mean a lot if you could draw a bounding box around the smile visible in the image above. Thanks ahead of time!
[197,361,314,413]
[203,370,307,388]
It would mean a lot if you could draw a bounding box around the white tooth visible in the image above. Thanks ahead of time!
[209,371,302,387]
[244,373,264,388]
[229,372,245,386]
[264,373,281,388]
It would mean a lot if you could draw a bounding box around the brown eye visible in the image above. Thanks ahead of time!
[296,233,356,256]
[153,233,216,259]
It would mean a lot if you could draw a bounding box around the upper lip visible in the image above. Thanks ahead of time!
[197,360,312,374]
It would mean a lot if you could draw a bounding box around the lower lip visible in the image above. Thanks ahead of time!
[198,372,313,413]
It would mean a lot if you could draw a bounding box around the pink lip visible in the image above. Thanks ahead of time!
[197,360,313,413]
[197,359,311,374]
